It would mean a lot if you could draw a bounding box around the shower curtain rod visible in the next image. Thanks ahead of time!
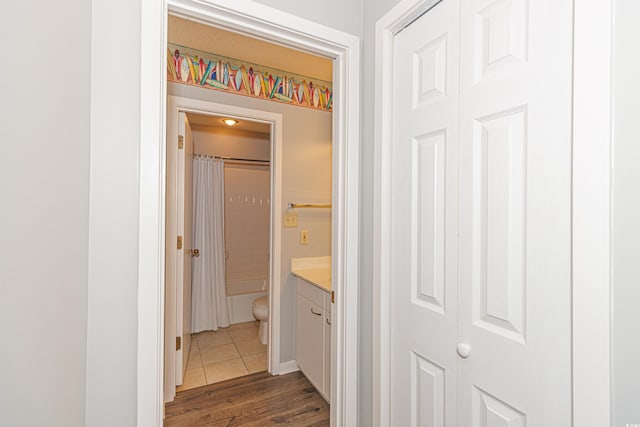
[193,154,270,164]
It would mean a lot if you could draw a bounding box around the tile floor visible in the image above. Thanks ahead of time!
[177,320,267,392]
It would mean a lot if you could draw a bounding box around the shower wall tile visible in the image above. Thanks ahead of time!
[224,165,270,285]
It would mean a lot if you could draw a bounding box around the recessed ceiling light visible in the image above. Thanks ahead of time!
[223,119,238,126]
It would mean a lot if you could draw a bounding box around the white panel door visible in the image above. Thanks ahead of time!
[176,112,194,385]
[389,0,574,424]
[390,1,460,425]
[457,0,573,425]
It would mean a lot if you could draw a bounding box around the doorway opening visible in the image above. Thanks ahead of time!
[136,1,360,425]
[172,110,275,391]
[164,96,284,404]
[163,9,337,417]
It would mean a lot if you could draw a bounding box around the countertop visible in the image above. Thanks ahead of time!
[291,256,331,292]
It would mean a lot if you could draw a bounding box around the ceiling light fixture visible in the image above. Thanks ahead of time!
[223,119,238,127]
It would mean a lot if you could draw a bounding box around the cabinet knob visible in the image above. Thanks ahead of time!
[456,343,471,358]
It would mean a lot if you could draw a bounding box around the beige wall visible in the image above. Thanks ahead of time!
[191,125,271,160]
[169,81,332,362]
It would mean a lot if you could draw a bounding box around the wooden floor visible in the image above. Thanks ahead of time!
[164,371,329,426]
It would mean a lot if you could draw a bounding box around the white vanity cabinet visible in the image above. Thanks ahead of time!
[295,277,331,400]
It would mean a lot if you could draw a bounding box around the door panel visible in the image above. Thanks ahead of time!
[412,352,446,426]
[183,116,193,377]
[390,1,460,425]
[175,112,194,385]
[413,131,446,315]
[458,0,573,424]
[473,387,526,427]
[473,107,527,344]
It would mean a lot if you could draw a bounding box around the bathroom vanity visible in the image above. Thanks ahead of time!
[291,256,332,401]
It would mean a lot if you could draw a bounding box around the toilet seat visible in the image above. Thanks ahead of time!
[253,295,268,308]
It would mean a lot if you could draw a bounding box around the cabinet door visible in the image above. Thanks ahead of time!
[323,303,331,400]
[296,294,324,392]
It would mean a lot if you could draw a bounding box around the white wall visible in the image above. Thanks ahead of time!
[85,0,141,424]
[252,0,362,36]
[360,1,401,425]
[0,1,90,426]
[612,1,640,425]
[170,82,332,362]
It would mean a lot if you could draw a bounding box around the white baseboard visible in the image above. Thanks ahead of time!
[163,391,174,405]
[278,360,300,375]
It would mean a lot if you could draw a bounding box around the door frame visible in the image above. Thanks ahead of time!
[164,96,285,402]
[138,0,361,426]
[372,0,613,426]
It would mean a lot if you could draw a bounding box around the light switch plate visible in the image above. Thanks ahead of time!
[300,229,309,244]
[284,212,298,227]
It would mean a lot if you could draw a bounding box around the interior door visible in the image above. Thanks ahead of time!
[176,112,194,385]
[457,0,573,424]
[390,1,460,425]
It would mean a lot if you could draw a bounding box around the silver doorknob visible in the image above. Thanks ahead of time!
[187,249,200,257]
[456,343,471,358]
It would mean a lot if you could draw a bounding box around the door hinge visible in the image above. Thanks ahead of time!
[177,235,183,250]
[176,336,181,351]
[331,290,335,304]
[178,135,184,149]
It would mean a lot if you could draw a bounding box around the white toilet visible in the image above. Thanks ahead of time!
[252,295,269,344]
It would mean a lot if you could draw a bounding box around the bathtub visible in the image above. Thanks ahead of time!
[226,278,269,324]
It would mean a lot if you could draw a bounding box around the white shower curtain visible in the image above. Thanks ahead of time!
[191,157,230,332]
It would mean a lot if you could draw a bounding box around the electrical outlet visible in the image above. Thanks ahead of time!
[284,212,298,227]
[300,229,309,245]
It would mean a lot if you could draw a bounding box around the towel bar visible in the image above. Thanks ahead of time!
[288,202,332,209]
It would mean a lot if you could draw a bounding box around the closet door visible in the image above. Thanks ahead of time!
[457,0,573,424]
[389,1,460,425]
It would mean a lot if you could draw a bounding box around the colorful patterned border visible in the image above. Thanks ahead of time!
[167,44,332,112]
